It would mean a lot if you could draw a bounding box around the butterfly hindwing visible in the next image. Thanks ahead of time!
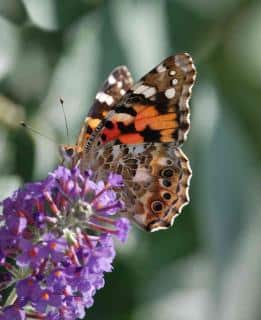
[89,53,196,150]
[87,142,192,231]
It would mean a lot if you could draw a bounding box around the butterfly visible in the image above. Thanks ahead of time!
[60,53,196,232]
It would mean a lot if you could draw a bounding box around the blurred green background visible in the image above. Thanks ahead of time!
[0,0,261,319]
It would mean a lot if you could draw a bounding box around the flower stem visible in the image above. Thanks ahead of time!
[3,287,17,308]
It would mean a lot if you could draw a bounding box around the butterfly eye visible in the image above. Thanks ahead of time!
[66,148,74,157]
[151,201,164,213]
[160,167,174,178]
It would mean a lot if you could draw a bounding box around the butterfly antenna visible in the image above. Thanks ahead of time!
[59,98,70,144]
[20,121,57,145]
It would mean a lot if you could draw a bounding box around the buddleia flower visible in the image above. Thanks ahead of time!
[0,166,130,320]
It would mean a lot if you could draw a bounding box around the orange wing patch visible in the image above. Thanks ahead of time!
[101,124,121,142]
[135,105,159,120]
[160,129,176,142]
[99,102,179,145]
[133,104,147,114]
[135,113,177,131]
[118,133,144,144]
[76,117,102,150]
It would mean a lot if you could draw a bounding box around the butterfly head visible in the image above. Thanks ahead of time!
[59,144,81,167]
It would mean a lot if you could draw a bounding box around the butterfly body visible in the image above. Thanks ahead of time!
[60,53,196,231]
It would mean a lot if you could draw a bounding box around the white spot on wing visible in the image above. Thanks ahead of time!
[117,81,123,88]
[172,79,178,85]
[143,86,156,98]
[157,157,170,166]
[165,88,176,99]
[130,144,146,154]
[150,224,169,232]
[108,75,116,85]
[133,84,149,94]
[156,64,167,73]
[133,84,156,98]
[169,70,176,76]
[120,89,126,95]
[181,65,189,72]
[96,92,114,105]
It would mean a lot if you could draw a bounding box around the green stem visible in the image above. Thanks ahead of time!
[3,288,17,308]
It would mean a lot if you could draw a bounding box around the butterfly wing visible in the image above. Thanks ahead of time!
[76,66,133,150]
[88,142,192,231]
[85,53,196,152]
[87,66,133,122]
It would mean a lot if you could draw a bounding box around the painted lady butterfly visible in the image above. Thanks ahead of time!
[60,53,196,232]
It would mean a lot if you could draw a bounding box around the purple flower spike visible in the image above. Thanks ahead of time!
[0,166,130,319]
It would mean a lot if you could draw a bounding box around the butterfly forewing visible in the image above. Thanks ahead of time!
[87,53,196,149]
[76,66,133,152]
[88,66,133,120]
